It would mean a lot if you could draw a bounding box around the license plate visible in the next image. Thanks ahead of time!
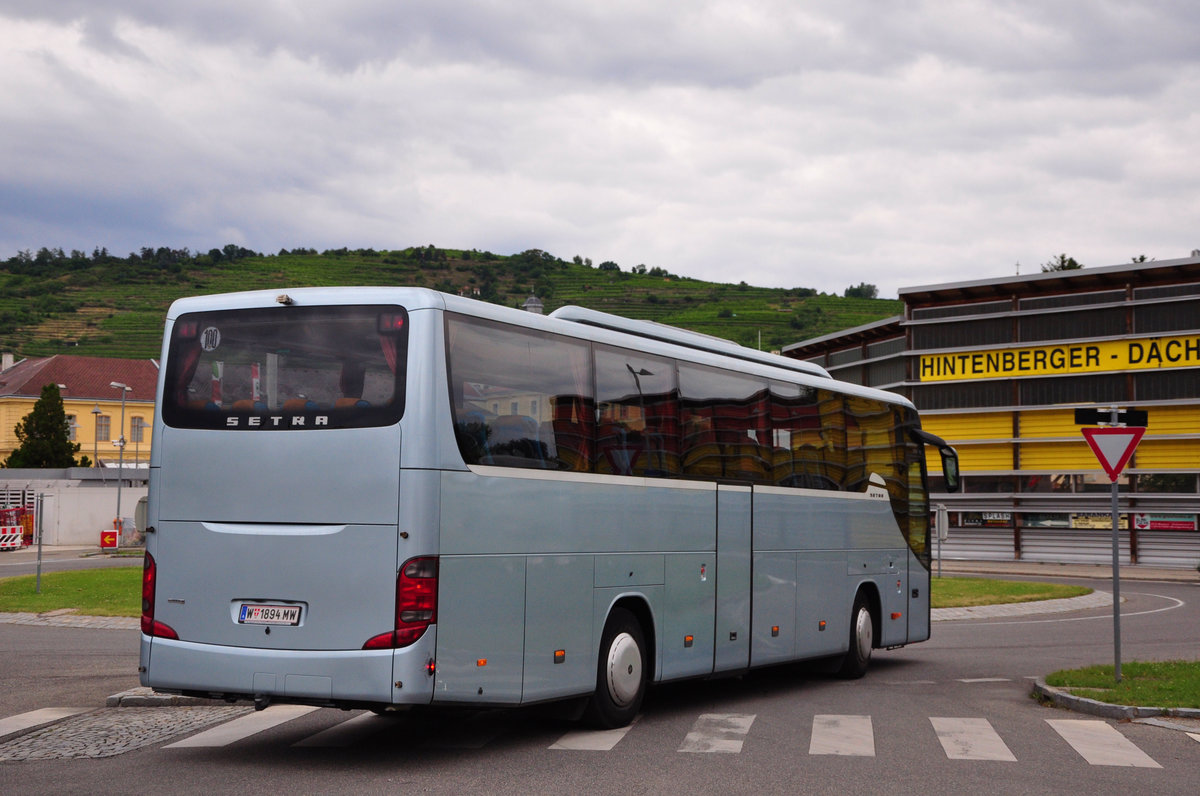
[238,604,301,625]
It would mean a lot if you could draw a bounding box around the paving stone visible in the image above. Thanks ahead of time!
[0,706,252,761]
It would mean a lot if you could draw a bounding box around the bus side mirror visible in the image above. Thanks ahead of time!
[940,447,961,493]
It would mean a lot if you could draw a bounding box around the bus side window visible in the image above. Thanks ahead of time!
[551,395,592,472]
[446,313,592,472]
[488,414,547,466]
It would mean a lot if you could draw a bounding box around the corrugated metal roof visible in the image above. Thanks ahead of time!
[781,315,903,357]
[898,255,1200,306]
[0,355,159,402]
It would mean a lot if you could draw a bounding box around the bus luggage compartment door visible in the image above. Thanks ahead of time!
[434,555,526,704]
[713,485,751,673]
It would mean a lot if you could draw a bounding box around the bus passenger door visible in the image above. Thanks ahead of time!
[713,485,751,673]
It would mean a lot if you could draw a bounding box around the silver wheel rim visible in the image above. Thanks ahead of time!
[854,606,873,660]
[605,631,642,706]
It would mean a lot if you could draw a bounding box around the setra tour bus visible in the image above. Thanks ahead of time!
[140,287,959,727]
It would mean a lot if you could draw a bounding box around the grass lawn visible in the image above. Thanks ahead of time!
[930,576,1091,609]
[0,567,141,616]
[1045,661,1200,709]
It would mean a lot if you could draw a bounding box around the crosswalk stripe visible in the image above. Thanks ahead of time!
[1188,732,1200,744]
[957,678,1010,683]
[0,707,90,739]
[930,717,1016,761]
[1046,719,1161,768]
[679,713,755,753]
[165,704,318,748]
[551,718,638,751]
[810,714,874,757]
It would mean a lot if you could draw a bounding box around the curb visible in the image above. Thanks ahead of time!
[1032,678,1200,721]
[932,590,1112,622]
[106,687,232,708]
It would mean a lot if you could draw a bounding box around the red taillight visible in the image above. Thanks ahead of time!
[363,556,438,650]
[141,553,178,640]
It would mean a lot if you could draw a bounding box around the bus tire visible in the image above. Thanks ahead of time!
[584,607,646,728]
[838,591,874,679]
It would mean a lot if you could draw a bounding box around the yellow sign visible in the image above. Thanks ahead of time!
[918,334,1200,382]
[1071,513,1129,530]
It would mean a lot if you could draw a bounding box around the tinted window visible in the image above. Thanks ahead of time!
[440,314,932,562]
[679,364,770,483]
[595,347,679,477]
[770,383,840,490]
[162,305,406,430]
[447,314,592,471]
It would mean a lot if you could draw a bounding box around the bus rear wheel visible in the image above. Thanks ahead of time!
[584,607,646,728]
[838,591,874,679]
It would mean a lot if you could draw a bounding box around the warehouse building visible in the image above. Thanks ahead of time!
[784,255,1200,568]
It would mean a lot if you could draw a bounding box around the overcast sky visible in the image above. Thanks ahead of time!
[2,2,1198,298]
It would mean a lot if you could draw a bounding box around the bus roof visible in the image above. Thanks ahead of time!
[549,305,832,380]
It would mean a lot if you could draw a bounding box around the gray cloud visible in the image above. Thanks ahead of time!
[2,1,1199,297]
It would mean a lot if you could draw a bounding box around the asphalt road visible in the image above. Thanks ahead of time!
[0,546,142,578]
[1,570,1197,794]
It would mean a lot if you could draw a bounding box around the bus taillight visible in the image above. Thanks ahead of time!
[363,556,438,650]
[141,553,178,640]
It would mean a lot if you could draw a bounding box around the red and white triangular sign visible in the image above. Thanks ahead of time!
[1081,426,1145,482]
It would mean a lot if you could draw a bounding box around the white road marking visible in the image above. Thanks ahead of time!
[957,593,1184,627]
[809,714,874,757]
[165,704,318,748]
[550,719,637,751]
[930,717,1016,761]
[884,680,937,685]
[0,707,90,739]
[1046,719,1161,768]
[957,678,1011,683]
[679,713,756,753]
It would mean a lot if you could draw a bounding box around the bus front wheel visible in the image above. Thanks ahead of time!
[838,592,874,679]
[584,607,646,728]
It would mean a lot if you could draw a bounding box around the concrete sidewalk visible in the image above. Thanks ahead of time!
[934,558,1200,583]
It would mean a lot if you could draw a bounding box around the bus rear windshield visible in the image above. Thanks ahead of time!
[162,305,407,430]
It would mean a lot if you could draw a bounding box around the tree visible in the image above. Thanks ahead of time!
[1041,253,1083,272]
[843,282,878,299]
[3,384,84,468]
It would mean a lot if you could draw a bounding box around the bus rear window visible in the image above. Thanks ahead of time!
[162,305,407,430]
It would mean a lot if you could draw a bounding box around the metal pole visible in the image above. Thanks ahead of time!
[936,503,945,579]
[1112,478,1121,682]
[35,493,44,593]
[91,404,101,468]
[1109,405,1122,683]
[112,384,129,549]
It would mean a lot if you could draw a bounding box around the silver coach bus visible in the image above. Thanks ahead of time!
[140,287,959,727]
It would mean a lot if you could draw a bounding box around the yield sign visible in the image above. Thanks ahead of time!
[1081,426,1145,482]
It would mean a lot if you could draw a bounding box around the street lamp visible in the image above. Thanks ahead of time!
[90,404,101,467]
[110,382,131,545]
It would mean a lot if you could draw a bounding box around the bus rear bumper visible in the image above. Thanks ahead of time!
[139,633,436,708]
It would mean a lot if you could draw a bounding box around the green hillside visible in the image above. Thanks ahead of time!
[0,245,900,359]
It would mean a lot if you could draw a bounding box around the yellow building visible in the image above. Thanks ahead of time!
[0,354,158,468]
[784,255,1200,568]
